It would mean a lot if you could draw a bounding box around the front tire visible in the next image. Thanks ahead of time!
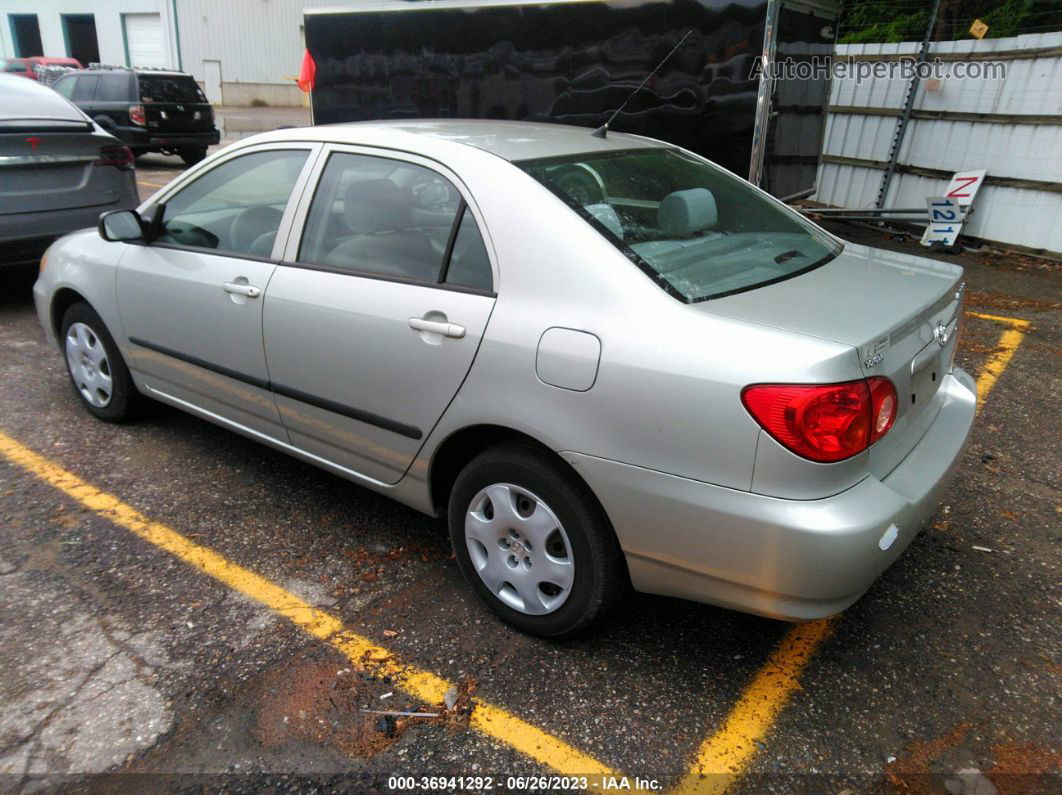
[448,444,626,638]
[178,145,207,165]
[61,303,139,422]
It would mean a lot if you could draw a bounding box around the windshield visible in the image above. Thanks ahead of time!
[519,148,842,302]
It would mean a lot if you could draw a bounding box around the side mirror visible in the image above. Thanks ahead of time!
[98,209,144,242]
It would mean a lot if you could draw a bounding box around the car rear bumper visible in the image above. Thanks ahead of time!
[562,368,977,621]
[118,127,220,148]
[1,196,137,267]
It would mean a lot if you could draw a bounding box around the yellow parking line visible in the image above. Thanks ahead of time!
[965,312,1031,412]
[136,180,166,189]
[0,430,617,779]
[673,312,1030,794]
[673,620,832,794]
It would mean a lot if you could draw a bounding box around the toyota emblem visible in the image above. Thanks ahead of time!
[934,321,949,348]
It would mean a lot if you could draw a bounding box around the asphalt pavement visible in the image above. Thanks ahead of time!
[0,130,1058,792]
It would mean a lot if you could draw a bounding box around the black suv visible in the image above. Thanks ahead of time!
[53,67,220,165]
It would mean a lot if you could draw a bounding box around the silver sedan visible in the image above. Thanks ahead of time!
[33,121,977,637]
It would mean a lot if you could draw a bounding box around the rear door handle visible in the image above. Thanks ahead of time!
[408,317,465,338]
[223,282,261,298]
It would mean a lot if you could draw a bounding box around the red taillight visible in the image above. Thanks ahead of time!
[868,376,897,444]
[129,104,146,125]
[742,377,897,463]
[95,145,134,171]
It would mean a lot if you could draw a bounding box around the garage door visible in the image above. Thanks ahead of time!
[124,13,166,68]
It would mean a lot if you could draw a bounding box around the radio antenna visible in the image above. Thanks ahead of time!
[592,30,693,139]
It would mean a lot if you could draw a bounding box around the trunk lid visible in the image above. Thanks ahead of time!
[700,242,965,477]
[0,123,114,215]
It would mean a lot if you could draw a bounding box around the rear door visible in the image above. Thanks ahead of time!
[71,73,100,116]
[94,72,136,130]
[136,73,213,135]
[263,146,497,484]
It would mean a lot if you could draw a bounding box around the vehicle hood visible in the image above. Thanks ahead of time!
[696,242,963,349]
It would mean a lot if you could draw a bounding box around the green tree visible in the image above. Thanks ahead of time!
[838,0,1061,43]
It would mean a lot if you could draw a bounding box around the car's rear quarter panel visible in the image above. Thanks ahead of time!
[416,150,864,494]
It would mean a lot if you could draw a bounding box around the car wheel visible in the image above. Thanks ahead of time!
[448,444,626,637]
[178,145,207,165]
[61,303,139,422]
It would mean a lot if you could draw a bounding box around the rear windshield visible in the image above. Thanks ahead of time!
[138,75,206,103]
[519,148,842,302]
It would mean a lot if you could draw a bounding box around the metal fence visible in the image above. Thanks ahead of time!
[812,31,1062,257]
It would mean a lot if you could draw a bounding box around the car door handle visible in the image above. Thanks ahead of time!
[223,282,261,298]
[408,317,465,339]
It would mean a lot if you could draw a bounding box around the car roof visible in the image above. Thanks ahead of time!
[132,69,193,77]
[253,119,665,162]
[0,74,86,122]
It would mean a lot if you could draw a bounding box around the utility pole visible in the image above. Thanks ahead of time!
[875,0,943,209]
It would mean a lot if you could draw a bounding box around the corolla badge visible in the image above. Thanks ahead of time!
[934,321,949,348]
[862,335,890,369]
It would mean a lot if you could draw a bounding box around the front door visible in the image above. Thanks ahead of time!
[263,148,497,483]
[116,145,317,439]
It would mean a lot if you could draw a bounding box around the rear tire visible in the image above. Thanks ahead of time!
[60,303,140,423]
[178,145,207,165]
[448,444,626,638]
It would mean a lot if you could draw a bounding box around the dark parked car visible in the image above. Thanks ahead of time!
[53,67,220,165]
[0,74,139,269]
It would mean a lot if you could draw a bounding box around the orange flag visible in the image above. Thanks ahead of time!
[297,49,316,93]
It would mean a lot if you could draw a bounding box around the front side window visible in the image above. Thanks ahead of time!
[155,149,309,257]
[519,148,842,302]
[298,152,492,290]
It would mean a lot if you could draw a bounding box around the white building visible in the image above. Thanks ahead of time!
[0,0,357,106]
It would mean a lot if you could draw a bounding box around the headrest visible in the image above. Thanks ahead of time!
[584,203,624,240]
[658,188,717,236]
[343,179,410,235]
[230,205,283,252]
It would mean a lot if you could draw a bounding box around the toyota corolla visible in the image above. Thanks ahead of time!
[33,121,976,637]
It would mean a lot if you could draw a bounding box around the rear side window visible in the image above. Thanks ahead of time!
[138,75,206,103]
[445,209,492,291]
[73,75,98,101]
[298,152,492,290]
[97,74,131,102]
[53,75,77,98]
[155,150,309,257]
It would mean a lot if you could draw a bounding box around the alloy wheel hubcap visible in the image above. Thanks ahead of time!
[65,322,112,408]
[464,483,574,615]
